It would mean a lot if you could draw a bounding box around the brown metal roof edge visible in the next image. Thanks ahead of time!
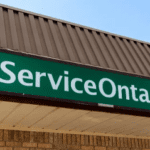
[0,3,150,46]
[1,48,150,79]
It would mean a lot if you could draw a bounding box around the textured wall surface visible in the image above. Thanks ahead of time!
[0,129,150,150]
[0,5,149,77]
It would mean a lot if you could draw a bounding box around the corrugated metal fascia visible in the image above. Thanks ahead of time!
[0,3,150,46]
[0,4,149,78]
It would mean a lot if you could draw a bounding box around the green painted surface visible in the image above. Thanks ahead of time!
[0,51,149,110]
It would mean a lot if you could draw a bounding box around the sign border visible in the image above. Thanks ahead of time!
[0,48,149,117]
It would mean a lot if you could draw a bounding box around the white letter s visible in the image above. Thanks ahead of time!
[0,61,16,84]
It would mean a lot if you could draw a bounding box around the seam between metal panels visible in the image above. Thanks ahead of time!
[0,4,150,46]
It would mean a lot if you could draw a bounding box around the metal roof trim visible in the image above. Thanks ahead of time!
[1,48,149,79]
[0,3,150,46]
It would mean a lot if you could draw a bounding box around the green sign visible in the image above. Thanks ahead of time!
[0,50,149,110]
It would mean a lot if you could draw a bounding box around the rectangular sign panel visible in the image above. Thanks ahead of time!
[0,50,149,110]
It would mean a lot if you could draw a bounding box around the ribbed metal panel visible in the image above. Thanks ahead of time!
[0,6,149,77]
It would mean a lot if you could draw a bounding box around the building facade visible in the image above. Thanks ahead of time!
[0,4,149,150]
